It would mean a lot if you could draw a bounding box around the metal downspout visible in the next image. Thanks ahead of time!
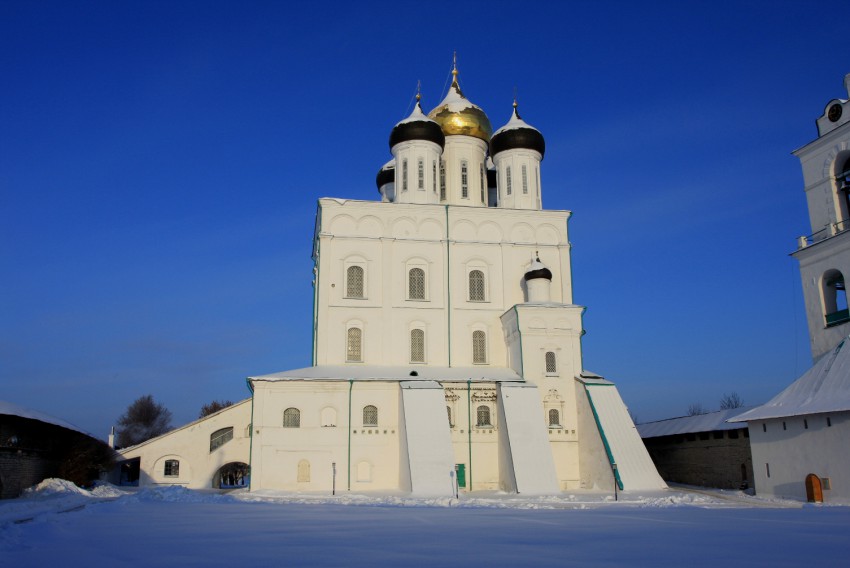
[583,384,623,490]
[348,379,353,491]
[467,379,472,491]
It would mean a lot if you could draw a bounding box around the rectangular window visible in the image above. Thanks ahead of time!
[480,163,486,203]
[417,158,424,190]
[461,161,468,198]
[522,164,528,194]
[432,161,437,193]
[506,166,512,195]
[402,159,408,191]
[712,431,724,439]
[440,160,446,200]
[698,432,710,440]
[728,429,739,439]
[164,460,179,477]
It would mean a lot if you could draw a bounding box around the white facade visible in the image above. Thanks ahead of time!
[120,65,663,495]
[733,73,850,503]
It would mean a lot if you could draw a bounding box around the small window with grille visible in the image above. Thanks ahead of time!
[545,351,557,375]
[210,427,234,452]
[440,160,446,200]
[480,163,486,202]
[402,158,408,191]
[417,158,424,190]
[347,327,362,362]
[346,265,365,298]
[548,409,560,427]
[522,164,528,194]
[363,405,378,426]
[506,166,512,195]
[164,459,179,477]
[408,268,425,300]
[432,161,437,193]
[461,160,468,198]
[410,329,425,363]
[476,405,491,427]
[283,407,300,428]
[468,270,485,302]
[472,330,487,364]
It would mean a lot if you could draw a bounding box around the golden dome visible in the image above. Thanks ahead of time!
[428,68,492,142]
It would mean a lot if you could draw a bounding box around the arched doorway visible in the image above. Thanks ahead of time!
[805,473,823,503]
[213,462,250,489]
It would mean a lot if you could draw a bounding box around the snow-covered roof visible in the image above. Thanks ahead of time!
[729,337,850,422]
[493,106,541,136]
[249,365,524,383]
[0,400,89,436]
[637,407,754,439]
[395,102,438,126]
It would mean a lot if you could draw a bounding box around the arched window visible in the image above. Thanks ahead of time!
[440,160,446,200]
[447,406,453,427]
[363,405,378,426]
[549,409,560,427]
[210,427,234,452]
[823,269,849,326]
[410,328,425,363]
[522,164,528,194]
[346,265,364,298]
[432,160,437,193]
[480,163,486,203]
[402,158,408,191]
[283,407,300,428]
[506,165,512,195]
[347,327,363,362]
[461,160,469,198]
[417,157,424,190]
[469,270,485,302]
[476,405,491,427]
[836,155,850,222]
[545,351,557,375]
[472,330,487,364]
[408,268,425,300]
[164,459,179,477]
[297,459,310,482]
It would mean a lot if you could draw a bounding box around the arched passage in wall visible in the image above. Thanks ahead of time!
[213,462,250,489]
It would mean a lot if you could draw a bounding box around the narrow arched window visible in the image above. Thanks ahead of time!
[440,160,446,201]
[210,427,234,452]
[548,409,560,427]
[410,329,425,363]
[447,406,453,427]
[297,459,310,482]
[417,157,424,190]
[823,269,849,326]
[164,459,179,477]
[545,351,557,374]
[480,163,486,203]
[347,327,362,362]
[522,164,528,194]
[472,330,487,364]
[363,405,378,426]
[283,407,300,428]
[506,166,512,195]
[346,265,364,298]
[469,270,485,301]
[432,160,437,193]
[476,405,491,427]
[402,158,408,191]
[461,160,469,198]
[408,268,425,300]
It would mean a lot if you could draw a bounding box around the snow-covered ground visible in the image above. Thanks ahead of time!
[2,480,848,566]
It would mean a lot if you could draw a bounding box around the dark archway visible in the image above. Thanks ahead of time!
[119,458,140,486]
[213,462,250,489]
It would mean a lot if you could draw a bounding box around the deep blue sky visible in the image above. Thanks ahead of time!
[2,1,849,437]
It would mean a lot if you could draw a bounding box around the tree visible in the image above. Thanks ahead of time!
[687,403,708,416]
[719,392,744,410]
[116,395,172,448]
[199,399,234,418]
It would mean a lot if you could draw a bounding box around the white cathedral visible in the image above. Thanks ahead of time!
[117,64,664,496]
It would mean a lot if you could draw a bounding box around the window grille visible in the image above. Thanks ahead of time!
[480,163,486,203]
[283,407,300,428]
[417,158,424,190]
[440,160,446,200]
[472,330,487,364]
[522,164,528,194]
[210,427,234,452]
[545,351,557,374]
[408,268,425,300]
[347,327,362,362]
[476,405,491,427]
[346,265,364,298]
[461,161,468,198]
[468,270,485,301]
[410,329,425,363]
[363,405,378,426]
[164,459,179,477]
[432,161,437,193]
[548,409,560,427]
[402,159,408,191]
[506,166,512,195]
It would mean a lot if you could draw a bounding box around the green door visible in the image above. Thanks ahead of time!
[456,464,466,488]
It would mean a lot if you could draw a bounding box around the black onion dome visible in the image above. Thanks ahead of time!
[490,104,545,159]
[389,102,445,150]
[375,161,395,191]
[524,258,552,281]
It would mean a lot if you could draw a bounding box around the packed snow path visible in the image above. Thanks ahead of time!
[2,481,848,566]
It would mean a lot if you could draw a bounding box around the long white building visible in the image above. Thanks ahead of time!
[119,63,663,496]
